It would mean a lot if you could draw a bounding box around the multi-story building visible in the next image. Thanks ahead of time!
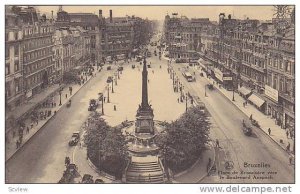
[56,8,154,64]
[6,6,55,102]
[53,26,91,81]
[265,22,295,131]
[102,11,134,61]
[198,13,295,133]
[163,14,211,60]
[5,6,24,111]
[56,7,99,65]
[20,8,55,99]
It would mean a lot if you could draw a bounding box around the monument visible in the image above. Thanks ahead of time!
[135,57,154,135]
[123,54,166,183]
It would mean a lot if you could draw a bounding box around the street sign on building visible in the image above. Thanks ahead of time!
[265,85,279,102]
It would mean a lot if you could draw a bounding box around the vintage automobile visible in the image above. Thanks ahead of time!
[88,99,98,111]
[66,100,71,108]
[107,66,112,70]
[81,174,94,184]
[207,83,214,90]
[251,119,260,128]
[118,66,123,71]
[94,179,104,183]
[69,132,80,146]
[242,122,252,136]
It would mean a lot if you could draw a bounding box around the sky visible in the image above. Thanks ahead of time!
[34,5,278,21]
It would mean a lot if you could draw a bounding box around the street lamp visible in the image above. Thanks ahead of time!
[115,74,118,86]
[107,85,110,103]
[59,90,62,106]
[205,85,207,97]
[185,94,188,112]
[111,79,114,93]
[176,77,179,92]
[99,93,104,115]
[232,78,235,101]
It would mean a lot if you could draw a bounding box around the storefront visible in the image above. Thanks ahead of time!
[264,85,283,126]
[238,86,252,99]
[248,93,266,113]
[284,109,294,134]
[214,68,233,90]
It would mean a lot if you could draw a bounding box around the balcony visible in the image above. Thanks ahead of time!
[253,52,265,59]
[279,91,295,103]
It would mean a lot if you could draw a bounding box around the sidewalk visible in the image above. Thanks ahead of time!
[5,84,61,122]
[5,73,94,162]
[172,144,215,183]
[72,142,115,183]
[200,69,294,155]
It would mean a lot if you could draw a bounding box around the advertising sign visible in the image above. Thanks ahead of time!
[214,68,223,82]
[265,85,278,102]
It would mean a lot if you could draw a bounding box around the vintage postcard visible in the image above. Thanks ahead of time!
[4,4,295,187]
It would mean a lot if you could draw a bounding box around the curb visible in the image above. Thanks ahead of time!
[203,75,292,155]
[6,76,94,162]
[86,158,116,182]
[171,143,216,183]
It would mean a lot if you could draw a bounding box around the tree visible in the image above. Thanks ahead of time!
[100,127,128,179]
[84,112,128,179]
[156,105,210,173]
[63,70,80,84]
[84,112,109,167]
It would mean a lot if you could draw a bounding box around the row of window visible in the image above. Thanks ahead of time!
[5,60,20,75]
[267,74,293,94]
[267,58,293,74]
[23,26,53,37]
[24,58,53,75]
[24,37,52,51]
[5,79,22,98]
[5,45,19,58]
[24,47,52,63]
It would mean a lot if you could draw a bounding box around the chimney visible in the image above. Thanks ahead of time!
[109,9,112,23]
[99,9,102,18]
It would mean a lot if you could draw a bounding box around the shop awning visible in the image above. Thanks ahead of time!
[248,94,265,108]
[238,87,252,96]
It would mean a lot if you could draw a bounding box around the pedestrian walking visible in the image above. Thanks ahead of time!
[216,139,220,148]
[31,122,34,129]
[207,157,212,173]
[289,155,294,165]
[65,94,68,99]
[114,105,117,111]
[26,126,30,134]
[243,102,245,107]
[177,98,180,103]
[250,114,253,121]
[286,143,290,152]
[268,128,271,135]
[286,130,289,138]
[16,140,19,149]
[103,97,106,103]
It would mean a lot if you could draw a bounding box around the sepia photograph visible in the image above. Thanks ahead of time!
[4,2,296,189]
